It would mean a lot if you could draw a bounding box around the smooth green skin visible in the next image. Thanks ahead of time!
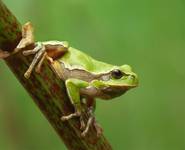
[57,45,138,113]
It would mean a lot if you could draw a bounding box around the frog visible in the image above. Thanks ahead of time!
[0,22,138,137]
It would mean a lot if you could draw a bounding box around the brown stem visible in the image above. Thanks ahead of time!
[0,1,112,150]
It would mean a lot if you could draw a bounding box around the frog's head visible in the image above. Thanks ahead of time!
[98,64,138,99]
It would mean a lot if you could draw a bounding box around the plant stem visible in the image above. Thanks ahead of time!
[0,1,112,150]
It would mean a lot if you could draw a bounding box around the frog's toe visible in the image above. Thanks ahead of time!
[80,116,86,130]
[24,71,31,79]
[0,50,10,59]
[16,41,27,49]
[61,111,81,121]
[22,49,36,56]
[81,118,103,138]
[81,130,88,137]
[61,116,69,121]
[81,116,94,137]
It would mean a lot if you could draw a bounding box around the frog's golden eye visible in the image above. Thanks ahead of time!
[111,69,123,79]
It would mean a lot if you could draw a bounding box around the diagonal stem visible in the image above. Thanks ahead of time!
[0,1,113,150]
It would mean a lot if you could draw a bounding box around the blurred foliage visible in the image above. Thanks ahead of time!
[0,0,185,150]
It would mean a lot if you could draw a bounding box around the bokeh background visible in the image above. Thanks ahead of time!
[0,0,185,149]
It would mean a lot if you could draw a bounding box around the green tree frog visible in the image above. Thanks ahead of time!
[0,22,138,137]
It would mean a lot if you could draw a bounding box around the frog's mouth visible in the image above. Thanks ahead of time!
[100,85,137,99]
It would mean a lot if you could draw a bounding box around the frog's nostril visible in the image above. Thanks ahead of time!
[128,75,134,80]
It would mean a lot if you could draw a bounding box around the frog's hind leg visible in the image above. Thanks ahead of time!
[24,42,46,78]
[35,52,48,73]
[22,42,43,56]
[23,41,68,78]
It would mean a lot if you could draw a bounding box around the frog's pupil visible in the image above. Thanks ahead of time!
[111,69,123,79]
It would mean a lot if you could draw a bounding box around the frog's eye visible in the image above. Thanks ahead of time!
[111,69,123,79]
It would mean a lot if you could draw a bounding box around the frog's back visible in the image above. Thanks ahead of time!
[59,47,114,74]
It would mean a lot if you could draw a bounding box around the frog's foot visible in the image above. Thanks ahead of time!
[81,107,103,137]
[23,42,46,78]
[0,22,35,60]
[61,111,85,130]
[15,22,34,51]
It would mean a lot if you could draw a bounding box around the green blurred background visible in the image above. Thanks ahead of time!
[0,0,185,149]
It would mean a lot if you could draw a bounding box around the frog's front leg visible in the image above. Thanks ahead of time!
[23,41,68,78]
[23,42,46,78]
[61,79,103,137]
[61,79,89,130]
